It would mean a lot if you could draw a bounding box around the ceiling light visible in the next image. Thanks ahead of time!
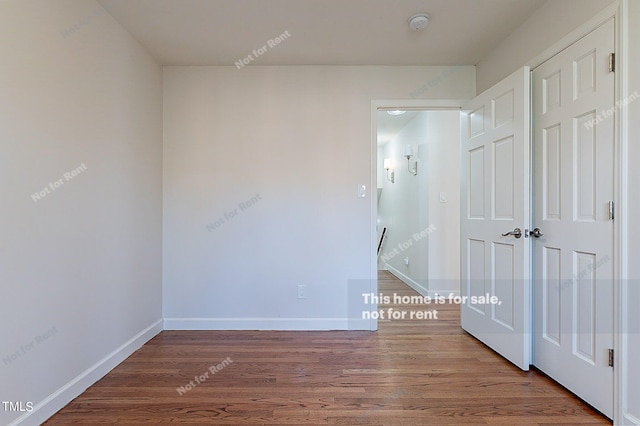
[408,13,429,31]
[387,110,406,116]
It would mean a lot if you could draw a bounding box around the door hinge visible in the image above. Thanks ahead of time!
[609,53,615,72]
[609,201,615,221]
[608,349,614,367]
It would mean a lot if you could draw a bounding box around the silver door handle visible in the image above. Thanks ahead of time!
[529,228,544,238]
[501,228,522,239]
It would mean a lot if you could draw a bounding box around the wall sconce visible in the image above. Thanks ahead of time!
[383,158,395,183]
[404,145,418,175]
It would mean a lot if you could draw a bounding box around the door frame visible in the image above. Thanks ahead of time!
[525,2,626,423]
[369,99,467,332]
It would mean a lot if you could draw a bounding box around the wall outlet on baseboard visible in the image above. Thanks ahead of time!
[297,285,307,299]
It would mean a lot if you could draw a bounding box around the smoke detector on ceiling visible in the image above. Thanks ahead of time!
[408,13,430,31]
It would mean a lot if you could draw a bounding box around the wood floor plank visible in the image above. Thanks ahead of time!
[44,271,610,424]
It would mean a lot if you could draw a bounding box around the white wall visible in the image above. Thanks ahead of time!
[425,111,461,294]
[0,1,163,425]
[162,66,475,330]
[476,0,615,93]
[377,111,460,297]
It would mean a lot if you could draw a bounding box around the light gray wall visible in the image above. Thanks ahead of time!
[0,1,163,425]
[476,0,616,93]
[162,66,475,330]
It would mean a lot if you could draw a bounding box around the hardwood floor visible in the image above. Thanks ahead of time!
[45,271,610,425]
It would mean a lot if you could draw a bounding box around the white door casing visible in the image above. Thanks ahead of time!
[532,18,615,418]
[460,67,531,371]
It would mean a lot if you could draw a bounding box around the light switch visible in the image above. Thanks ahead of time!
[358,184,366,198]
[439,192,447,203]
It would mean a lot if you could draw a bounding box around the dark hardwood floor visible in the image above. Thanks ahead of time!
[44,271,610,424]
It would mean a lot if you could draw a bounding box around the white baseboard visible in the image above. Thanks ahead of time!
[623,412,640,426]
[10,320,163,426]
[383,264,460,299]
[163,318,359,331]
[384,264,430,296]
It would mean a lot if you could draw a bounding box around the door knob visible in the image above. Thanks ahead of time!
[501,228,522,239]
[529,228,544,238]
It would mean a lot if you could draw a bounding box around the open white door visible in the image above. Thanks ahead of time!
[460,67,531,370]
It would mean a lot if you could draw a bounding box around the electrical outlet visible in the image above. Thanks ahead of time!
[297,285,307,299]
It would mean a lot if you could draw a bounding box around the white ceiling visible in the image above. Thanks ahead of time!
[98,0,546,66]
[377,111,421,145]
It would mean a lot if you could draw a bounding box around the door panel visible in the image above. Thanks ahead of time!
[460,67,530,370]
[532,18,615,418]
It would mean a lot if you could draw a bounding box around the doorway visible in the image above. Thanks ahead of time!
[375,108,461,302]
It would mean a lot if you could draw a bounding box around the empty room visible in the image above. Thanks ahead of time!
[2,0,640,424]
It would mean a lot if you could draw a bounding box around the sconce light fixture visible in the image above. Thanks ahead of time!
[404,145,418,175]
[383,158,395,183]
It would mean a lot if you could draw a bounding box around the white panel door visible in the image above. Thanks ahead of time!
[460,67,531,370]
[532,19,615,418]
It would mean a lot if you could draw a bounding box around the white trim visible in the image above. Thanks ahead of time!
[163,318,350,331]
[372,99,467,110]
[384,264,429,297]
[616,1,633,425]
[384,265,460,299]
[8,320,163,426]
[369,102,379,332]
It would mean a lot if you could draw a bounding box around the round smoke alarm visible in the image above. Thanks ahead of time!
[408,14,429,31]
